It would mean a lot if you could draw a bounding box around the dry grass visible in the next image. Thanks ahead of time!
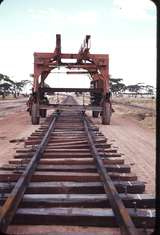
[113,96,155,110]
[76,95,156,129]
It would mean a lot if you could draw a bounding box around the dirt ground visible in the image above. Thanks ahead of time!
[0,96,155,234]
[88,105,155,194]
[0,98,39,166]
[0,96,155,192]
[79,95,155,194]
[113,96,155,110]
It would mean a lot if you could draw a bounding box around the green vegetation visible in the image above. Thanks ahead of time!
[110,77,155,97]
[0,73,31,99]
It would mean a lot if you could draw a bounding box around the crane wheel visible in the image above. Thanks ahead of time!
[101,102,111,125]
[31,103,40,125]
[92,111,99,118]
[40,109,47,118]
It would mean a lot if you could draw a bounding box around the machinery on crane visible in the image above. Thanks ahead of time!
[28,34,112,125]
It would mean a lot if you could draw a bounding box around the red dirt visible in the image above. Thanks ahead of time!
[0,97,155,234]
[0,99,39,166]
[88,108,155,194]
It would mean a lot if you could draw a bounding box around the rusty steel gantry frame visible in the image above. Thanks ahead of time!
[31,34,111,125]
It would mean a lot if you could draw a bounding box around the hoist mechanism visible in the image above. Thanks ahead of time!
[28,34,112,125]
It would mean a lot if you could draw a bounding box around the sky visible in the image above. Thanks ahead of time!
[0,0,157,90]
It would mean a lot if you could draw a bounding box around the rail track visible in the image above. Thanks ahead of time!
[0,96,155,235]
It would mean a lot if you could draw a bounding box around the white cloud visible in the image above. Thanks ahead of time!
[113,0,156,21]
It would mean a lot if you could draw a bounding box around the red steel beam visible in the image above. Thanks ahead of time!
[77,35,91,63]
[54,34,61,64]
[66,71,96,74]
[33,35,109,94]
[34,53,108,60]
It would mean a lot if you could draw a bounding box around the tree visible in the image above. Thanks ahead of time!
[0,74,13,98]
[11,80,31,98]
[126,83,144,96]
[110,77,126,94]
[0,73,31,98]
[0,82,12,98]
[144,85,155,96]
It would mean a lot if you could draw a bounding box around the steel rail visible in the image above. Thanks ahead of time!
[40,87,102,93]
[82,115,140,235]
[0,113,59,234]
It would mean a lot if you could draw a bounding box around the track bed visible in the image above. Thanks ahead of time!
[0,96,155,235]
